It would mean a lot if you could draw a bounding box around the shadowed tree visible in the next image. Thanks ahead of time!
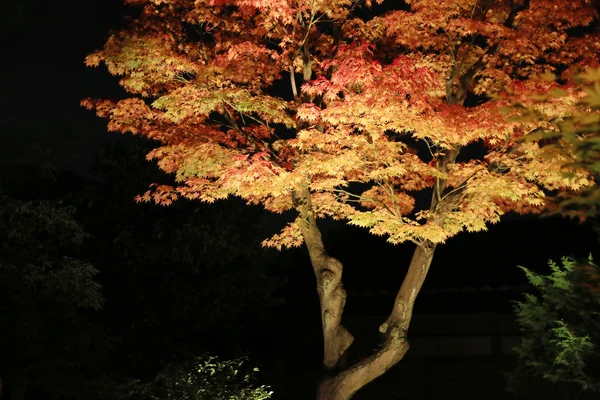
[84,1,599,398]
[504,66,600,244]
[0,196,110,400]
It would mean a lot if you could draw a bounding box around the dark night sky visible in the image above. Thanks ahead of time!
[1,0,126,172]
[1,0,599,305]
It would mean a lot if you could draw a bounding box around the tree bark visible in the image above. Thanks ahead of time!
[292,187,354,371]
[293,185,439,400]
[317,243,436,400]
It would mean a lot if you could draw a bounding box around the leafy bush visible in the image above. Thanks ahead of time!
[128,355,273,400]
[507,255,600,399]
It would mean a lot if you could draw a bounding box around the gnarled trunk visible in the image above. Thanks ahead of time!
[316,244,436,400]
[293,187,437,400]
[292,187,354,370]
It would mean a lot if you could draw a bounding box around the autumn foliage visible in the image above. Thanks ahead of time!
[84,0,600,398]
[83,0,595,248]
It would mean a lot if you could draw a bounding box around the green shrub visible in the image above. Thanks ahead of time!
[128,355,273,400]
[507,255,600,399]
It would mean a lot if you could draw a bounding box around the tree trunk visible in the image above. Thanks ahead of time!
[292,187,354,371]
[294,186,438,400]
[316,243,436,400]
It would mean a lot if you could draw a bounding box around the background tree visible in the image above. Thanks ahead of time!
[84,1,599,398]
[507,255,600,400]
[0,196,112,400]
[505,66,600,222]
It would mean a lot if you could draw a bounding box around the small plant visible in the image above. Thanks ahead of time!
[128,355,273,400]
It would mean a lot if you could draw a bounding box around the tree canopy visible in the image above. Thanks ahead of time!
[84,0,594,248]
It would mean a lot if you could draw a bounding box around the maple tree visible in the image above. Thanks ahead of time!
[84,1,600,398]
